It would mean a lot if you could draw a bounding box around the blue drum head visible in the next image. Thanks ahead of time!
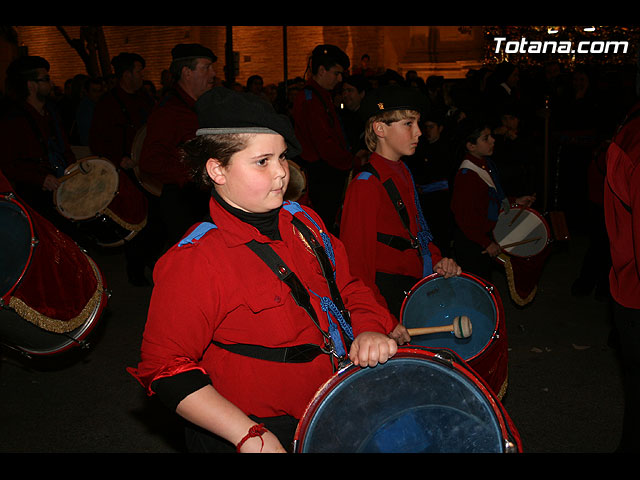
[401,275,497,361]
[0,199,34,298]
[297,355,504,453]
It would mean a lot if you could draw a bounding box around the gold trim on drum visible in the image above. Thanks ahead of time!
[7,252,106,334]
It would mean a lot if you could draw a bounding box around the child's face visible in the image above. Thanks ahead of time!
[377,114,422,160]
[207,134,289,213]
[467,128,495,158]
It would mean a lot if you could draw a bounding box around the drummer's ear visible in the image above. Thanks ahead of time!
[205,158,226,185]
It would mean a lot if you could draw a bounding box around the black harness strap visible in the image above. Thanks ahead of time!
[360,163,420,252]
[210,212,353,365]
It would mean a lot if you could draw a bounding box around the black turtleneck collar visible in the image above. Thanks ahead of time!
[211,188,282,241]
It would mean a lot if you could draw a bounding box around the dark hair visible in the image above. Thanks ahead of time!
[111,52,145,79]
[181,133,254,187]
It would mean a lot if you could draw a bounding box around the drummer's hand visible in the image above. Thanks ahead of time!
[389,323,411,345]
[349,331,398,368]
[120,156,135,170]
[42,174,60,191]
[433,257,462,278]
[515,194,536,207]
[482,241,502,258]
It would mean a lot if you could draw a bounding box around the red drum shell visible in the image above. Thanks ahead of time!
[0,195,108,356]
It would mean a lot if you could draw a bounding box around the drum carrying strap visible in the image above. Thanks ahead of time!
[213,202,354,366]
[360,163,434,276]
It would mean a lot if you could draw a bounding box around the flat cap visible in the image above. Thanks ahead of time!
[171,43,217,63]
[6,55,50,79]
[359,85,428,122]
[195,87,302,158]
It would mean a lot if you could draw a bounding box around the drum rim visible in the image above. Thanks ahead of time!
[293,346,517,453]
[0,194,36,302]
[54,157,120,221]
[399,272,503,363]
[494,206,551,258]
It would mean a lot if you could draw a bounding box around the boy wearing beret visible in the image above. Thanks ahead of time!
[340,85,461,322]
[128,87,401,453]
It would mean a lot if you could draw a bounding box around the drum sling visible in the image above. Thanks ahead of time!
[359,163,433,276]
[211,202,353,368]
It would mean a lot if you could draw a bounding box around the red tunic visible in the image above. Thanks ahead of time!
[0,101,75,190]
[605,102,640,309]
[291,78,354,170]
[138,85,198,187]
[128,197,395,419]
[451,154,503,250]
[89,85,154,165]
[339,153,442,311]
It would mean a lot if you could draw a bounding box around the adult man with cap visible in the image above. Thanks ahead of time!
[138,43,217,253]
[0,55,77,235]
[292,44,361,234]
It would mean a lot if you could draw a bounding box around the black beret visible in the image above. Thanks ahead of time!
[6,55,50,79]
[171,43,217,63]
[359,85,428,122]
[194,87,302,158]
[311,44,350,70]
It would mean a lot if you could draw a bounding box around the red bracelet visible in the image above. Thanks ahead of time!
[236,423,268,453]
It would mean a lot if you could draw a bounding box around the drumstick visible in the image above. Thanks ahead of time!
[508,206,526,226]
[58,161,92,183]
[500,236,542,249]
[407,315,472,339]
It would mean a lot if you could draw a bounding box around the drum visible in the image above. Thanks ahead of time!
[493,206,551,258]
[293,347,521,453]
[54,156,148,247]
[131,125,163,197]
[0,193,108,357]
[400,272,508,399]
[493,206,552,306]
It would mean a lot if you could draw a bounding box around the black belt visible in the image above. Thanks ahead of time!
[211,340,324,363]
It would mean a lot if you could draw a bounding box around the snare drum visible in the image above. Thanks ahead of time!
[493,206,550,258]
[54,156,148,247]
[0,193,108,357]
[400,272,508,399]
[293,347,521,453]
[493,207,551,306]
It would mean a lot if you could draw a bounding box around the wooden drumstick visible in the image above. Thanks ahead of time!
[59,161,92,183]
[508,206,526,226]
[407,315,472,339]
[500,236,542,249]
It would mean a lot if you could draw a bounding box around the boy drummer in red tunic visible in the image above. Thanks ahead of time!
[128,87,403,453]
[340,85,461,321]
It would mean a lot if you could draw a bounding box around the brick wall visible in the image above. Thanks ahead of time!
[12,25,387,92]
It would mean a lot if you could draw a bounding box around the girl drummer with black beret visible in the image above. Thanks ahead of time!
[128,87,403,453]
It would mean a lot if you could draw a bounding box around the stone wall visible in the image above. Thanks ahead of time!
[11,25,393,92]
